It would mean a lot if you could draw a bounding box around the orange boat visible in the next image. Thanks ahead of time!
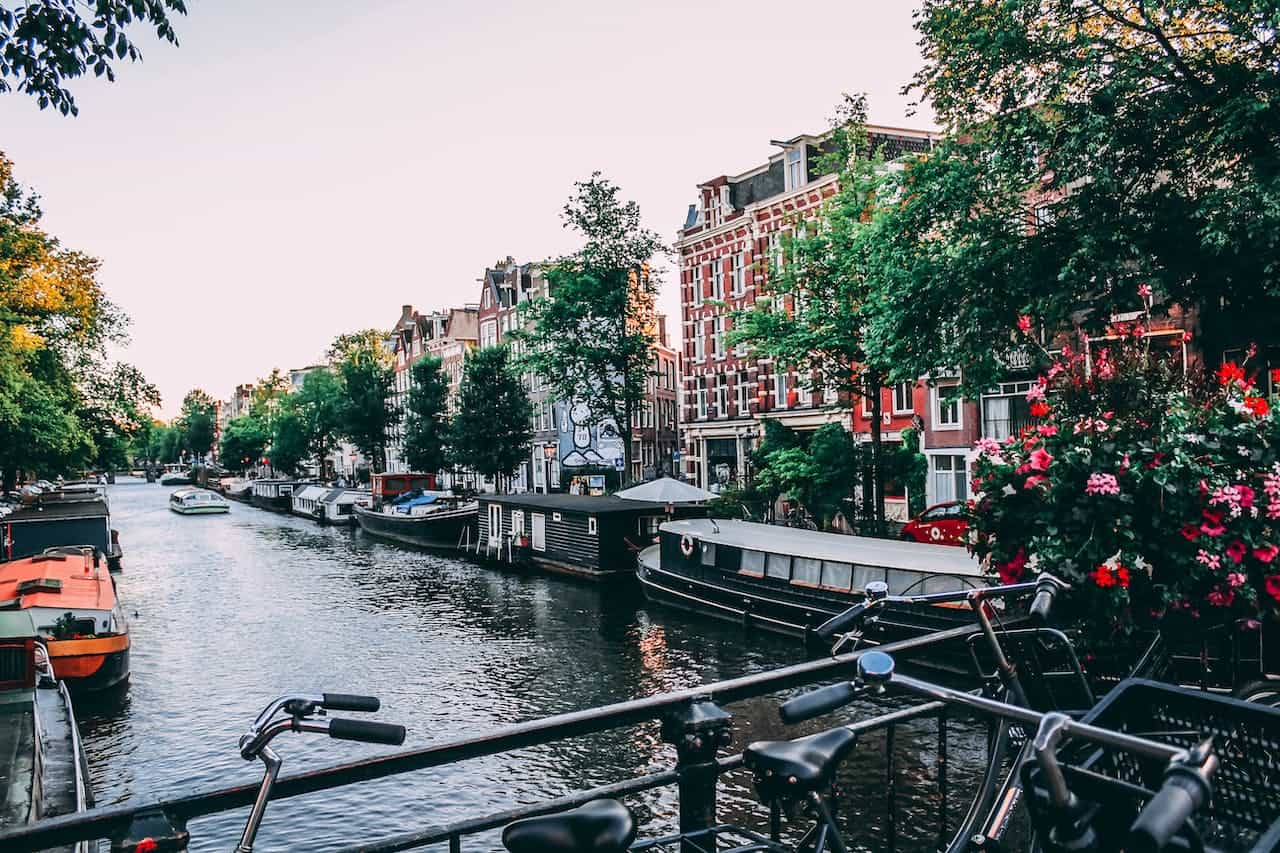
[0,548,130,691]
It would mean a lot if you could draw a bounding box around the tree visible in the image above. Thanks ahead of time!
[402,355,450,474]
[267,398,308,477]
[329,329,396,473]
[750,421,862,530]
[0,1,187,116]
[178,388,216,461]
[78,361,160,471]
[732,94,896,530]
[251,368,291,427]
[450,346,532,493]
[864,0,1280,390]
[294,369,343,477]
[218,414,267,473]
[516,173,665,481]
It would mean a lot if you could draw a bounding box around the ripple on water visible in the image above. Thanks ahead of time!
[77,482,1002,852]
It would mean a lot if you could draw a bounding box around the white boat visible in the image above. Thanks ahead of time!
[158,464,193,486]
[169,488,230,515]
[290,485,328,519]
[317,488,368,526]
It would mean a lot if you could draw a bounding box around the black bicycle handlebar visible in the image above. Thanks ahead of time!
[1128,761,1215,853]
[780,680,859,723]
[328,718,406,745]
[815,601,877,640]
[1029,576,1060,625]
[323,693,381,712]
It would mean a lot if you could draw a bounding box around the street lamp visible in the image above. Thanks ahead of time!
[542,444,556,494]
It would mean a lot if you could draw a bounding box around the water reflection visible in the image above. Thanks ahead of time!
[73,481,993,852]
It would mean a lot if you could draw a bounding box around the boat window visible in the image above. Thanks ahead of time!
[923,573,968,594]
[887,569,925,595]
[853,564,885,590]
[792,557,822,586]
[740,550,766,577]
[715,545,741,572]
[588,517,598,536]
[700,542,716,566]
[766,553,791,580]
[821,561,854,590]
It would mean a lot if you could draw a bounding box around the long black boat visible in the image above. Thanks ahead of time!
[638,518,987,651]
[353,496,478,549]
[1,483,123,572]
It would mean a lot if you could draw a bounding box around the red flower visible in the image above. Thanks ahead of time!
[1017,315,1033,334]
[1255,544,1280,564]
[1266,575,1280,603]
[1217,361,1246,386]
[1180,523,1201,542]
[1200,509,1226,538]
[1245,396,1270,417]
[1029,448,1053,472]
[1227,540,1248,564]
[1272,368,1280,386]
[1029,401,1051,418]
[997,547,1028,584]
[1091,565,1118,588]
[1115,566,1131,588]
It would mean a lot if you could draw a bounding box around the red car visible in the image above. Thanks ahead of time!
[901,501,968,546]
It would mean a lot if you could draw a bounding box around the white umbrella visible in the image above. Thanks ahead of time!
[615,476,715,503]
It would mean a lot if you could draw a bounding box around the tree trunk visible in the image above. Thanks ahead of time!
[622,396,634,487]
[868,371,887,537]
[2,467,15,494]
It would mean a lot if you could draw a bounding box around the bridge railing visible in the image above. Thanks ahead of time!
[0,624,980,853]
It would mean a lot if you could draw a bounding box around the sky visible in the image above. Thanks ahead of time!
[0,0,933,417]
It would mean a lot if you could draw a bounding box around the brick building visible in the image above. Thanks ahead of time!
[675,126,937,492]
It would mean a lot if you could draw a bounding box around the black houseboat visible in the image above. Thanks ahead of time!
[353,473,477,548]
[638,518,985,644]
[475,493,701,582]
[1,485,123,572]
[249,479,304,513]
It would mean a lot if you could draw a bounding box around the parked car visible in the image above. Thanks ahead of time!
[901,501,967,546]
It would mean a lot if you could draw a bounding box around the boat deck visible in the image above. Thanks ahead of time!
[0,696,36,827]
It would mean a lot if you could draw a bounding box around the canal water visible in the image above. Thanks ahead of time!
[75,481,995,852]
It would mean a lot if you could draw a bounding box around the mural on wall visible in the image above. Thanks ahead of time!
[556,400,625,470]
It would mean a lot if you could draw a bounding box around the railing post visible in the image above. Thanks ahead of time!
[661,697,732,853]
[110,807,190,853]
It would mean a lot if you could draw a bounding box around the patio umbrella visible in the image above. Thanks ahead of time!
[615,476,715,503]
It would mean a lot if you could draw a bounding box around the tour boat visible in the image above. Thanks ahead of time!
[638,518,986,647]
[169,487,230,515]
[0,610,94,845]
[0,549,130,691]
[353,491,478,549]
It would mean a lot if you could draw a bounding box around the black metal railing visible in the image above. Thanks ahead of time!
[0,624,981,853]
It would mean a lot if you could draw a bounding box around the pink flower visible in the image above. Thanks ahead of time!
[1085,473,1120,496]
[1196,549,1221,570]
[1017,315,1033,334]
[1024,474,1049,489]
[1200,510,1226,538]
[1255,544,1279,564]
[1026,380,1047,402]
[1268,575,1280,602]
[1227,572,1247,589]
[1207,588,1235,607]
[1029,448,1053,472]
[974,437,1005,459]
[1137,283,1152,298]
[1037,424,1058,437]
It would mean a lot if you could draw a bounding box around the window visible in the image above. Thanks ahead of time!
[792,557,822,586]
[741,550,766,577]
[775,371,789,408]
[588,517,598,536]
[731,253,744,296]
[711,261,724,300]
[711,317,725,359]
[697,377,707,418]
[511,510,525,536]
[709,189,723,226]
[531,513,546,551]
[768,232,783,275]
[982,382,1035,440]
[691,267,703,307]
[766,553,791,579]
[785,147,805,190]
[821,561,853,591]
[931,454,968,504]
[933,384,962,429]
[715,373,727,413]
[694,331,705,363]
[735,374,749,414]
[798,382,811,407]
[893,382,914,414]
[700,541,716,566]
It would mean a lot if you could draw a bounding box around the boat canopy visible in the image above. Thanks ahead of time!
[293,485,328,502]
[659,518,979,577]
[320,488,364,505]
[393,494,438,513]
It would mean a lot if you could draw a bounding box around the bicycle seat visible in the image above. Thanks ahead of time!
[744,727,858,797]
[502,799,636,853]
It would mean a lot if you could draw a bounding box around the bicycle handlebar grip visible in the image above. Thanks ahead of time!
[1029,577,1059,625]
[815,602,872,640]
[322,693,380,712]
[328,718,406,745]
[779,681,859,724]
[1128,766,1212,853]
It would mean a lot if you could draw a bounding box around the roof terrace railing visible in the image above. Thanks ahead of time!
[0,624,980,853]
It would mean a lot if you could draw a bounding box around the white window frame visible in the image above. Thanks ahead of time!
[776,371,789,409]
[712,317,725,360]
[511,510,525,536]
[929,453,969,505]
[697,377,708,419]
[892,382,914,415]
[691,266,703,307]
[711,261,724,300]
[932,384,963,430]
[735,375,749,415]
[693,331,705,364]
[531,513,546,551]
[588,517,598,536]
[785,147,805,191]
[731,252,744,296]
[715,373,727,413]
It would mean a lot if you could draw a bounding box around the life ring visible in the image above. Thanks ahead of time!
[680,534,696,558]
[929,526,942,541]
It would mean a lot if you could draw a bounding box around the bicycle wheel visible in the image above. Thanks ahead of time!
[1233,679,1280,709]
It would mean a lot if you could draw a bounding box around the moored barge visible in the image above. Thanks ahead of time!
[1,485,123,572]
[638,518,985,646]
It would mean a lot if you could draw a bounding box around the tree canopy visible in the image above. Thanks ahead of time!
[450,346,531,491]
[402,355,450,475]
[218,414,267,472]
[178,388,216,460]
[293,368,343,475]
[329,329,396,473]
[0,0,187,115]
[516,173,665,479]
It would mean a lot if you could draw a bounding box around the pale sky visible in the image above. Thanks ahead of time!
[0,0,933,417]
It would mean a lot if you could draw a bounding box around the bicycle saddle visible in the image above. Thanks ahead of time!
[744,727,858,797]
[502,798,636,853]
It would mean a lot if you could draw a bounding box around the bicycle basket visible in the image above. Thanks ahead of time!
[1022,678,1280,852]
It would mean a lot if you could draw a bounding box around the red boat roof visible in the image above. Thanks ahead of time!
[0,552,116,613]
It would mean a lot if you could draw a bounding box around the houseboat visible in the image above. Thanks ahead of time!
[2,485,123,572]
[158,464,193,486]
[353,491,478,549]
[0,610,94,846]
[637,518,985,644]
[290,485,328,520]
[0,548,130,691]
[475,493,702,581]
[249,479,304,513]
[221,477,254,501]
[317,487,367,526]
[169,488,230,515]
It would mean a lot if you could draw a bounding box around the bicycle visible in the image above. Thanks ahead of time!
[234,692,405,852]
